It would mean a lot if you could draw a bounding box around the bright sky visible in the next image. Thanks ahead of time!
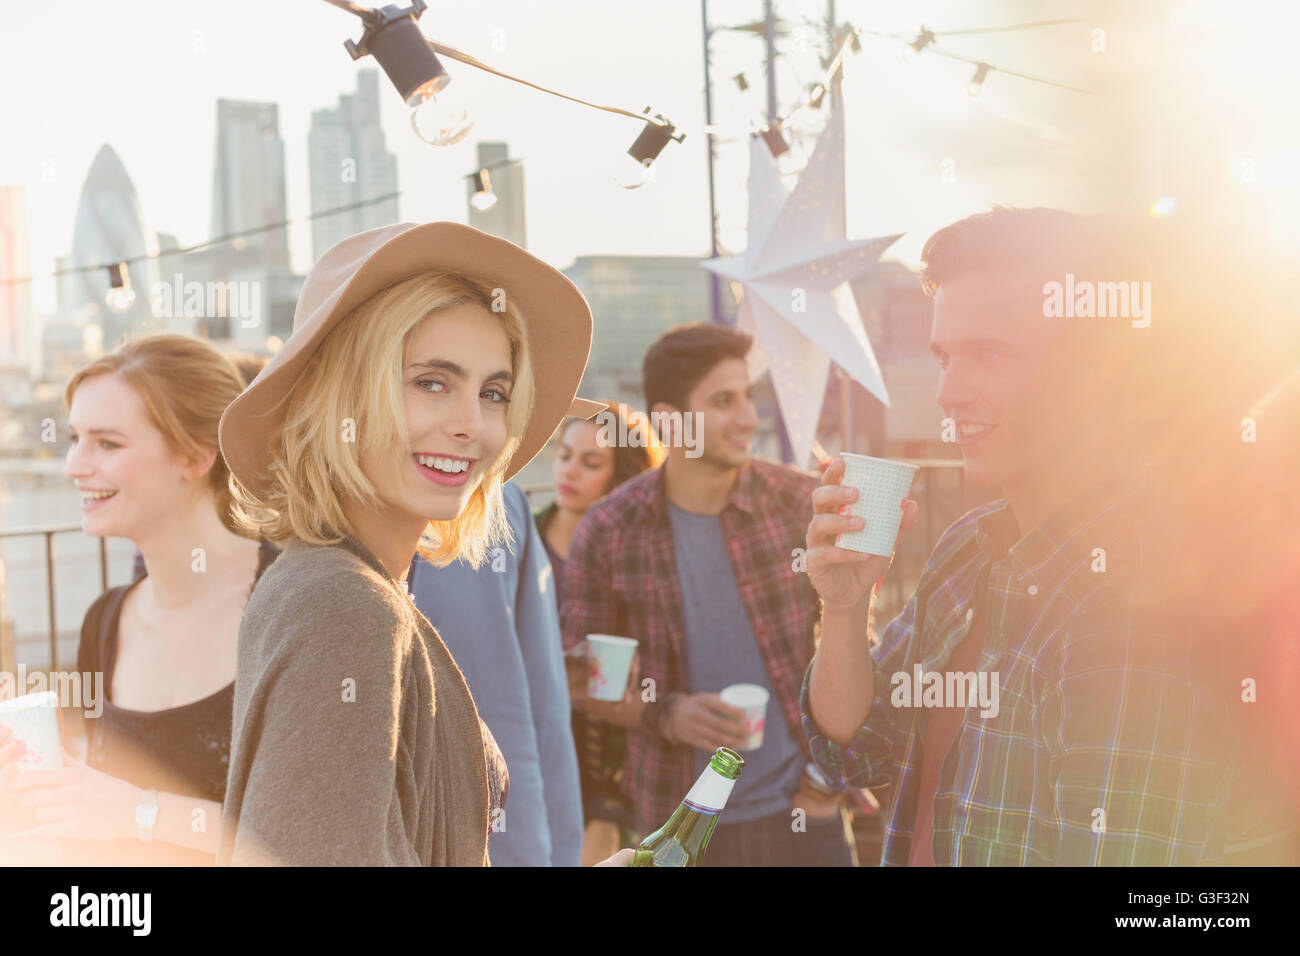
[2,0,1296,314]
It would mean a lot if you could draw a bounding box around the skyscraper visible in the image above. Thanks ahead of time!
[467,142,525,249]
[211,99,290,268]
[0,187,36,374]
[57,144,157,353]
[308,70,399,263]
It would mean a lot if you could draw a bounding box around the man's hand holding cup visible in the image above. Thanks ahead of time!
[805,456,919,614]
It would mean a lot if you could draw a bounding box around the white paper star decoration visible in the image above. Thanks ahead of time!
[703,90,901,469]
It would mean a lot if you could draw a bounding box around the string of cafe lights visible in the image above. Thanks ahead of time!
[3,0,680,305]
[1,7,1097,303]
[324,0,684,189]
[4,0,686,302]
[878,23,1099,96]
[710,17,1096,158]
[331,2,1090,174]
[773,19,1096,134]
[0,190,404,308]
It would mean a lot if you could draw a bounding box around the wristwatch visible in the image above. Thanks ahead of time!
[136,789,160,842]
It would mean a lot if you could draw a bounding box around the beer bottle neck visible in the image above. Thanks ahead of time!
[681,764,736,815]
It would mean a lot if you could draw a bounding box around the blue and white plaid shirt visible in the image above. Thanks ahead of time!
[802,478,1235,865]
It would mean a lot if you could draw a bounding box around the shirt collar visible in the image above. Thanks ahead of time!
[1003,474,1141,588]
[974,500,1022,564]
[650,457,760,523]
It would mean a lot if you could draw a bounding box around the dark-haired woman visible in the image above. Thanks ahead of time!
[537,401,663,865]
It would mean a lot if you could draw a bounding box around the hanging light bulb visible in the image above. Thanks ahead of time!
[615,114,682,189]
[343,0,472,146]
[105,263,134,312]
[967,62,990,97]
[760,125,790,158]
[410,79,473,146]
[905,27,935,61]
[469,168,498,211]
[733,72,750,92]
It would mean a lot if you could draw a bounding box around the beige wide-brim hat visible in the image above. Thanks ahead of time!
[218,221,605,499]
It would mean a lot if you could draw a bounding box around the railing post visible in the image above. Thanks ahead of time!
[44,531,58,673]
[1,522,113,676]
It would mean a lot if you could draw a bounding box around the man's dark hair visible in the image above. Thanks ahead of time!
[919,205,1113,298]
[642,322,752,414]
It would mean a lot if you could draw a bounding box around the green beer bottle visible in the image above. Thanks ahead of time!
[631,747,744,867]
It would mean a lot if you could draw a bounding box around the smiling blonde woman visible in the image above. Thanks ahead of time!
[215,222,607,866]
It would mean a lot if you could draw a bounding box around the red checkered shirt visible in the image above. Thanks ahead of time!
[560,457,823,837]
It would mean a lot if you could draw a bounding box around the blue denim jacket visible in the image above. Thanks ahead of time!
[408,481,584,866]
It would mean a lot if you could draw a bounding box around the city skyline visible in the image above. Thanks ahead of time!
[2,0,1165,317]
[2,1,1295,319]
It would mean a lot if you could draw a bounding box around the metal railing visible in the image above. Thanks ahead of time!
[0,524,111,674]
[0,461,968,673]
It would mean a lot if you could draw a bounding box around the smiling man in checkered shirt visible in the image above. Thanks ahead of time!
[561,322,860,866]
[802,208,1238,866]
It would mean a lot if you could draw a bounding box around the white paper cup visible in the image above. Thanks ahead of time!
[835,453,919,557]
[720,683,770,750]
[0,691,63,770]
[586,634,638,702]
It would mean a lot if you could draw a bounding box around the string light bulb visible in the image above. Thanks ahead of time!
[469,168,498,211]
[760,125,790,158]
[905,27,935,60]
[410,73,473,146]
[967,62,990,97]
[615,113,683,189]
[105,263,134,312]
[342,0,472,146]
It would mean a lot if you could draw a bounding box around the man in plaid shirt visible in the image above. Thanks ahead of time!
[802,208,1235,865]
[561,323,857,865]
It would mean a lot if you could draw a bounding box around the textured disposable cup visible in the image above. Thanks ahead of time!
[0,691,63,770]
[586,634,638,702]
[836,453,919,557]
[720,683,769,750]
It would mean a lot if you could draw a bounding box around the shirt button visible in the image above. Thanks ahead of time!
[1027,584,1039,596]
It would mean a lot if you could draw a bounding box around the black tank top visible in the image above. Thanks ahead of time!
[69,537,280,865]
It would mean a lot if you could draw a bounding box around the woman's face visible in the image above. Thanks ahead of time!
[64,374,211,540]
[362,301,514,524]
[552,420,615,514]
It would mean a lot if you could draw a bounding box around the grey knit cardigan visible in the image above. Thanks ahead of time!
[218,533,494,866]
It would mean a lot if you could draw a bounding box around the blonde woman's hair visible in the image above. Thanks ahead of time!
[229,272,536,570]
[63,334,253,537]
